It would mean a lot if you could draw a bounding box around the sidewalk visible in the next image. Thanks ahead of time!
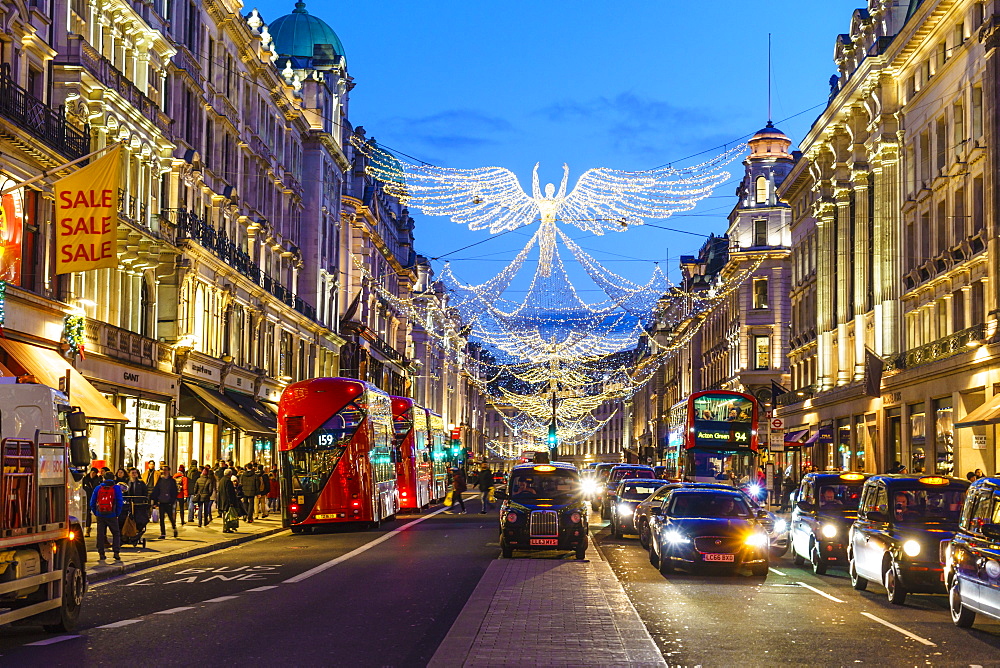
[429,537,666,668]
[85,510,286,584]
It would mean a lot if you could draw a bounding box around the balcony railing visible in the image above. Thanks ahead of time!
[61,35,171,137]
[890,322,987,370]
[84,319,159,368]
[163,207,317,321]
[776,384,816,407]
[0,63,89,160]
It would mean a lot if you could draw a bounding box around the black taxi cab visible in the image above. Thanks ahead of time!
[495,463,588,560]
[790,471,870,575]
[848,474,969,605]
[946,476,1000,627]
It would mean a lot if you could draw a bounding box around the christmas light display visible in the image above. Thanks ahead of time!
[346,142,759,446]
[352,136,741,234]
[64,314,86,359]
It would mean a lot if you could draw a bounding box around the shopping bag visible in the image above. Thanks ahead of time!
[121,516,138,539]
[487,488,496,503]
[225,507,240,531]
[150,507,159,523]
[443,491,454,507]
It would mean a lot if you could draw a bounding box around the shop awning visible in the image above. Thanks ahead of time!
[805,431,821,444]
[224,390,276,430]
[178,385,218,423]
[183,382,271,434]
[0,338,128,422]
[784,429,810,444]
[954,394,1000,428]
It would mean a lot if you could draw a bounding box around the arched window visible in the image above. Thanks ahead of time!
[755,176,768,204]
[139,277,153,338]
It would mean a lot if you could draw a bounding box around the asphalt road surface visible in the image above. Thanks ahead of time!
[0,504,499,667]
[593,518,1000,667]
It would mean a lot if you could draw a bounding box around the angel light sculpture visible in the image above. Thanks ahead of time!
[352,137,740,235]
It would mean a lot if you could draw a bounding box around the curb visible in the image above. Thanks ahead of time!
[86,526,288,585]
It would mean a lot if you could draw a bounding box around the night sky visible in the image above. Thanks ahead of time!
[254,0,861,290]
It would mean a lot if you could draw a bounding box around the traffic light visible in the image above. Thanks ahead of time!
[547,423,558,447]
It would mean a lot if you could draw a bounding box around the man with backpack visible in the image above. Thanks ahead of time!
[90,471,124,560]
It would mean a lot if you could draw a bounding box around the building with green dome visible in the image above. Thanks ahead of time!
[268,1,345,69]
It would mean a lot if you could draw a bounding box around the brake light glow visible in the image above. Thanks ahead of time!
[919,476,948,485]
[352,501,360,506]
[290,504,299,512]
[533,465,556,472]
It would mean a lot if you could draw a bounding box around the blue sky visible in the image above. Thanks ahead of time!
[255,0,861,289]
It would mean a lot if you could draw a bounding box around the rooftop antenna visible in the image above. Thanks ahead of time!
[767,33,773,122]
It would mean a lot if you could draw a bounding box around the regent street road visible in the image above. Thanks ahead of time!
[2,502,998,667]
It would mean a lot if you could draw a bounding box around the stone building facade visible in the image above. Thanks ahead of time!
[776,0,999,478]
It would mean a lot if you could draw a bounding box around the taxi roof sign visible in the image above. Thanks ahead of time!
[533,465,556,472]
[919,476,949,485]
[840,473,865,481]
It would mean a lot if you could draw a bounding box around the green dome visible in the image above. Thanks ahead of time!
[269,1,345,60]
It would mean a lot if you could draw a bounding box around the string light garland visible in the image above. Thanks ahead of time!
[64,314,86,360]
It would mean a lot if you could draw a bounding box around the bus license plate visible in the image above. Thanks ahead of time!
[703,553,735,562]
[530,539,558,546]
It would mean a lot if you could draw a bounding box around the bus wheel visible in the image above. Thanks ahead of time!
[291,526,303,534]
[42,544,84,632]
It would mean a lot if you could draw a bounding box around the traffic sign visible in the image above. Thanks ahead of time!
[770,417,784,432]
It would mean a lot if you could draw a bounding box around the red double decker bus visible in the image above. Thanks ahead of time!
[425,409,450,500]
[664,390,760,484]
[391,396,433,510]
[278,377,399,531]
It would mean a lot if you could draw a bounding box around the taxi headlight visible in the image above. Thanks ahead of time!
[665,531,690,544]
[745,533,768,547]
[773,519,788,534]
[821,524,838,538]
[617,504,633,517]
[582,480,598,495]
[902,539,921,557]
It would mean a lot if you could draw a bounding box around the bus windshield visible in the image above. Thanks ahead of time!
[694,394,755,423]
[509,469,579,502]
[669,492,752,518]
[289,402,365,494]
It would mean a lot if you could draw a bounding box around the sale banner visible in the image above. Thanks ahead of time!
[55,144,121,274]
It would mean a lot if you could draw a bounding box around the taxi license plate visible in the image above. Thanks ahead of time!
[703,553,735,562]
[530,539,558,546]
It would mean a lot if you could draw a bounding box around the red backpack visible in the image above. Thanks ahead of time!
[95,484,116,514]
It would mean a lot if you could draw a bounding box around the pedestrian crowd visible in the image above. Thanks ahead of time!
[85,459,281,561]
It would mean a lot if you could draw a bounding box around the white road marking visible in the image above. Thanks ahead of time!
[26,635,79,646]
[154,606,195,615]
[795,581,845,603]
[203,595,240,603]
[90,529,288,589]
[96,619,142,629]
[284,506,450,584]
[860,612,937,646]
[245,585,278,592]
[768,567,787,576]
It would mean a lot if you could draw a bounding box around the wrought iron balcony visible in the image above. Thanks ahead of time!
[890,322,987,370]
[163,207,318,321]
[0,63,89,160]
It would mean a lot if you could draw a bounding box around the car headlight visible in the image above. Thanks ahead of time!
[506,512,519,523]
[745,533,768,547]
[582,480,598,495]
[747,484,762,498]
[821,524,838,538]
[773,519,788,534]
[665,531,690,544]
[616,504,633,517]
[902,539,921,557]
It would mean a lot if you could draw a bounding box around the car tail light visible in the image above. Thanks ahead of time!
[570,513,581,524]
[352,501,360,507]
[290,504,299,512]
[506,512,518,523]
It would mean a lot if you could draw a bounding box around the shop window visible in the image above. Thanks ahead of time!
[122,396,168,471]
[909,403,926,473]
[755,176,768,204]
[753,335,770,370]
[933,397,954,476]
[753,278,769,309]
